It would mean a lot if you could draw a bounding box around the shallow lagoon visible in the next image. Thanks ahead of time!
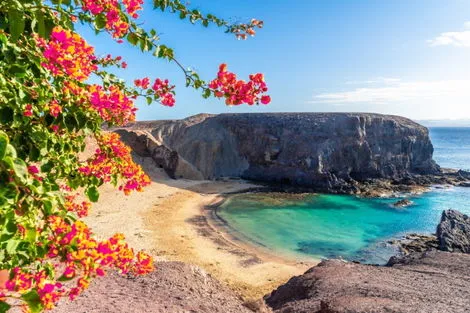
[219,187,470,264]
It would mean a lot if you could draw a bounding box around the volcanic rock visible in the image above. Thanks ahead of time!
[115,113,441,193]
[437,209,470,253]
[52,261,257,313]
[392,199,413,208]
[265,251,470,313]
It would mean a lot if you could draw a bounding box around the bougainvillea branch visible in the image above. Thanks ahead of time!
[0,0,269,312]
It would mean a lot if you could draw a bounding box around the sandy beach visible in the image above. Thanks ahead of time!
[84,156,314,301]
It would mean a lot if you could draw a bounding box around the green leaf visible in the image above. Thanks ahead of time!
[5,145,16,158]
[0,301,11,313]
[0,33,7,44]
[44,17,55,39]
[146,97,153,105]
[51,0,71,4]
[0,131,8,160]
[127,33,138,45]
[203,88,211,99]
[21,290,44,313]
[40,161,54,173]
[4,157,28,182]
[6,239,19,254]
[35,10,46,38]
[0,107,14,124]
[8,10,25,42]
[9,64,26,78]
[95,14,106,30]
[57,274,74,282]
[86,186,99,202]
[25,228,37,242]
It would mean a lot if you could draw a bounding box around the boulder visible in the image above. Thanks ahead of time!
[437,209,470,253]
[392,198,413,208]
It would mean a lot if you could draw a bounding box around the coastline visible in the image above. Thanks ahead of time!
[83,161,469,301]
[141,180,315,300]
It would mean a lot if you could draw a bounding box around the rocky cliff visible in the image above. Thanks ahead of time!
[115,113,441,192]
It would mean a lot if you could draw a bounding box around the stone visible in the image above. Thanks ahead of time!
[392,198,413,207]
[437,209,470,253]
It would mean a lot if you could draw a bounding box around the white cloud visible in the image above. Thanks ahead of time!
[311,80,470,105]
[309,79,470,119]
[429,21,470,47]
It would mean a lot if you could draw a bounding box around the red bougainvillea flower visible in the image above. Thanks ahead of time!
[48,100,62,117]
[122,0,144,18]
[36,27,97,81]
[233,19,264,40]
[134,77,150,89]
[152,78,176,107]
[88,84,137,125]
[78,133,151,195]
[208,64,271,105]
[6,215,154,309]
[23,104,33,117]
[81,0,143,38]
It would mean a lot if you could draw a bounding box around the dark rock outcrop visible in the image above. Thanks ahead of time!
[116,113,442,193]
[437,209,470,253]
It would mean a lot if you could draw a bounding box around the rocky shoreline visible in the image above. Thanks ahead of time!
[114,113,470,197]
[265,209,470,313]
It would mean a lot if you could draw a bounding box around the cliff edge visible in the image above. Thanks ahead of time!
[115,113,443,193]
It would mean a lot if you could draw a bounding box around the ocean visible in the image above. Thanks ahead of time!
[430,127,470,170]
[218,127,470,264]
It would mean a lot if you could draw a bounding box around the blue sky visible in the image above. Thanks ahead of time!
[79,0,470,121]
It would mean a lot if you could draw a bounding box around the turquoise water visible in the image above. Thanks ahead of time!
[219,128,470,264]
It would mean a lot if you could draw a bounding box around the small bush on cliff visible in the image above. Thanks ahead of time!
[0,1,270,311]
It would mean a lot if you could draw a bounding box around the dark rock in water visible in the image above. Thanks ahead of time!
[437,209,470,253]
[459,181,470,187]
[265,251,470,313]
[115,113,441,193]
[392,198,413,208]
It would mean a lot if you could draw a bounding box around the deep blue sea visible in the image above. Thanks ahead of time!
[430,127,470,170]
[219,127,470,264]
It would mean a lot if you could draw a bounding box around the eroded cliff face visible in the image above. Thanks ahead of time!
[115,113,440,191]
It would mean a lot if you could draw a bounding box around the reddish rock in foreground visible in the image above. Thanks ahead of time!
[266,246,470,312]
[52,261,257,313]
